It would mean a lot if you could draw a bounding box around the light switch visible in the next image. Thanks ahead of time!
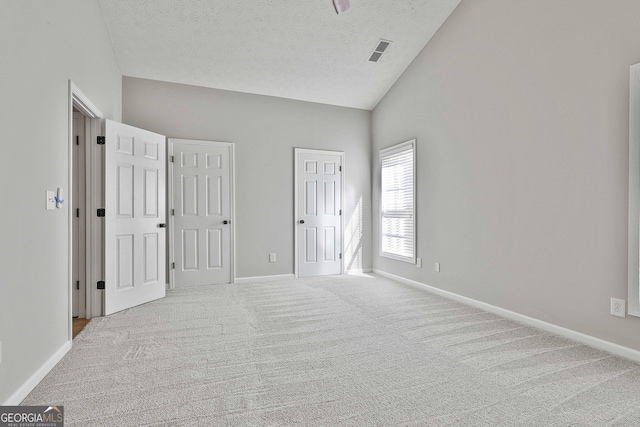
[46,191,56,210]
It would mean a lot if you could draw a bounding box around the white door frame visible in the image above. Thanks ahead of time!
[628,63,640,317]
[168,139,236,289]
[68,81,103,340]
[294,148,345,278]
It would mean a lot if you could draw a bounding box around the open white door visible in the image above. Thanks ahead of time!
[295,149,343,277]
[104,119,166,315]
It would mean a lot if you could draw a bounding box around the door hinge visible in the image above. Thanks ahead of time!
[76,208,80,218]
[171,209,175,216]
[339,253,342,259]
[339,210,342,215]
[97,136,105,145]
[339,166,342,172]
[170,155,174,163]
[172,262,175,269]
[76,281,80,290]
[76,135,79,145]
[97,208,105,217]
[97,280,105,290]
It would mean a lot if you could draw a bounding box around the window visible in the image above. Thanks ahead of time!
[380,139,415,263]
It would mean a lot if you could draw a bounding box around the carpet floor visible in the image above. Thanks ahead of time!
[22,275,640,426]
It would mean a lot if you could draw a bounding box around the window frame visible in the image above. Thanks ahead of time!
[379,139,416,264]
[628,64,640,317]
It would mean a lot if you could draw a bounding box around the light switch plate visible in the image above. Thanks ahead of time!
[46,191,56,210]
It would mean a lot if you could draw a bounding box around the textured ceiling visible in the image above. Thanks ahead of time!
[97,0,461,110]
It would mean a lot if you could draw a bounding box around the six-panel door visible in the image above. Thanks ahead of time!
[104,120,166,315]
[172,141,232,286]
[297,150,342,277]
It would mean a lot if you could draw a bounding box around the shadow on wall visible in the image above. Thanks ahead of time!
[345,196,364,273]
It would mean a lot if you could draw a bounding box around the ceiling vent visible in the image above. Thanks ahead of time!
[369,39,392,62]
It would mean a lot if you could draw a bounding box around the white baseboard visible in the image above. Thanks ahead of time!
[373,269,640,364]
[345,268,373,275]
[3,340,72,405]
[234,274,295,284]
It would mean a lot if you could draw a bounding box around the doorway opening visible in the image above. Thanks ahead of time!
[68,81,104,340]
[72,108,87,322]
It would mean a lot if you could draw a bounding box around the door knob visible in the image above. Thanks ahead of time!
[299,220,305,224]
[223,220,229,225]
[158,223,167,228]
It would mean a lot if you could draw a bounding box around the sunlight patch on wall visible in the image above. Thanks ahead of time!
[345,196,364,273]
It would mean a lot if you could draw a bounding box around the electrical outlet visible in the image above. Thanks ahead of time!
[269,253,276,263]
[435,262,440,273]
[611,298,626,318]
[416,258,422,268]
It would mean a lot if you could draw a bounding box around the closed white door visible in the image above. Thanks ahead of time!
[170,140,233,286]
[296,149,343,277]
[104,120,166,315]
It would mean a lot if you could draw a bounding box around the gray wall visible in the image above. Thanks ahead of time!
[123,77,372,279]
[0,1,122,403]
[372,0,640,350]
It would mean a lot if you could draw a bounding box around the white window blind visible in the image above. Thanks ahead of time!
[380,140,415,263]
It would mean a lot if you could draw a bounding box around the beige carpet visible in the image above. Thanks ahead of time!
[22,275,640,426]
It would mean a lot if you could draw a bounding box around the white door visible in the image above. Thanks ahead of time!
[170,140,233,286]
[104,119,166,315]
[296,149,343,277]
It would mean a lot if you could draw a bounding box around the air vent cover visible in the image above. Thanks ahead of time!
[369,39,392,62]
[369,52,383,63]
[376,41,391,53]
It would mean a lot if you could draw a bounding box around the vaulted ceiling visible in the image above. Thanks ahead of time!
[97,0,461,110]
